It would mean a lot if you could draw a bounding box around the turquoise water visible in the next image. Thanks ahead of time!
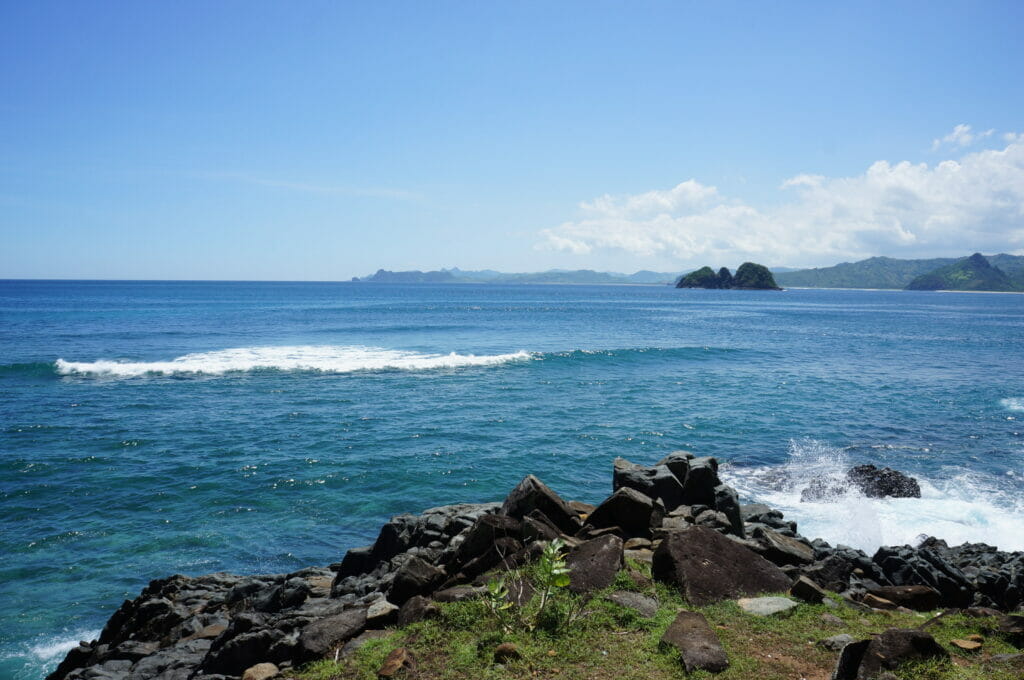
[1,280,1022,678]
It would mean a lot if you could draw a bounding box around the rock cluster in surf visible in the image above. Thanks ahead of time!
[47,453,1023,680]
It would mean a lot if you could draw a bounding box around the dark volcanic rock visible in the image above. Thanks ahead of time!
[831,629,949,680]
[500,474,579,535]
[652,527,792,606]
[847,465,921,498]
[866,585,941,611]
[612,457,686,511]
[396,596,438,627]
[660,610,729,673]
[712,484,744,538]
[752,526,814,566]
[873,544,972,607]
[294,608,368,664]
[680,457,720,506]
[587,486,663,538]
[388,556,445,604]
[607,590,659,618]
[566,535,624,594]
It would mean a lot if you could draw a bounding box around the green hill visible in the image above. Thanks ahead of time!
[775,254,1024,290]
[774,256,954,289]
[905,253,1020,291]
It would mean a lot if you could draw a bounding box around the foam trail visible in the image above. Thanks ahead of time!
[722,439,1024,554]
[55,345,532,377]
[1000,397,1024,412]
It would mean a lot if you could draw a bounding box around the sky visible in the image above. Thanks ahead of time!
[2,1,1023,280]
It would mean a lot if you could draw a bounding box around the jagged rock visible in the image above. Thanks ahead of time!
[500,475,578,535]
[612,457,686,511]
[679,457,720,506]
[606,591,658,618]
[752,526,814,566]
[847,465,921,499]
[737,596,798,616]
[659,610,729,673]
[652,527,792,606]
[790,575,827,603]
[567,500,596,517]
[566,535,624,594]
[366,598,400,626]
[998,614,1023,647]
[388,556,445,604]
[834,628,948,679]
[656,450,694,485]
[294,608,368,664]
[866,585,941,611]
[202,628,286,676]
[873,544,972,607]
[451,514,522,566]
[587,487,662,538]
[712,484,744,538]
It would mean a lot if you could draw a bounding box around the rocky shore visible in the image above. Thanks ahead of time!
[48,452,1023,680]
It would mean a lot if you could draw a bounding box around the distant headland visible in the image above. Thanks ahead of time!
[351,252,1024,293]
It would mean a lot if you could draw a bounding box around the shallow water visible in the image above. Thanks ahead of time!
[1,280,1022,678]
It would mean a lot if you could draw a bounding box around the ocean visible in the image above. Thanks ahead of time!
[1,280,1022,678]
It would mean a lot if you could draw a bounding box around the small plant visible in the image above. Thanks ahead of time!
[483,575,515,633]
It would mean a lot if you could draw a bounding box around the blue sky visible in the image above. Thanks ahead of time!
[2,1,1023,279]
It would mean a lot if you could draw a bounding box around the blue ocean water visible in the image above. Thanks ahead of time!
[1,280,1022,678]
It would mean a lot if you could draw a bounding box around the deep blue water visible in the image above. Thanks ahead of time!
[2,280,1022,678]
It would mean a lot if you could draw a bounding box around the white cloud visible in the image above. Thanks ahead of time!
[539,135,1024,266]
[931,124,994,151]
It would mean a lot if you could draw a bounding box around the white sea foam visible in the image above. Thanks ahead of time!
[1000,397,1024,412]
[721,439,1024,554]
[55,345,532,377]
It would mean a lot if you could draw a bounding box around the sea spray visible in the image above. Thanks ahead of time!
[720,439,1024,554]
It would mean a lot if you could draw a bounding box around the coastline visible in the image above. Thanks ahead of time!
[45,454,1023,680]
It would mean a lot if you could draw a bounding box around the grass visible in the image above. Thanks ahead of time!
[293,561,1021,680]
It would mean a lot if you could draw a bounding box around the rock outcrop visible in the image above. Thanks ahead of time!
[46,453,1024,680]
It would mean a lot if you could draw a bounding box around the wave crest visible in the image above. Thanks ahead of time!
[55,346,532,377]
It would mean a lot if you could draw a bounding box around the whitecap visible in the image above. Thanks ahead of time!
[1000,397,1024,412]
[721,439,1024,554]
[55,345,532,377]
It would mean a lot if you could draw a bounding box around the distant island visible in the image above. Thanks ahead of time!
[675,262,781,290]
[775,252,1024,291]
[352,268,680,285]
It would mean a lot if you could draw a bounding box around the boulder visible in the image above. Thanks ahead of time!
[659,610,728,673]
[846,465,921,498]
[388,556,445,604]
[866,585,941,612]
[655,451,694,485]
[500,475,579,535]
[294,608,368,664]
[652,527,792,606]
[817,634,856,652]
[680,457,720,506]
[202,628,286,675]
[752,526,815,566]
[712,484,744,537]
[396,596,438,627]
[606,591,659,618]
[241,663,280,680]
[612,457,686,511]
[451,514,522,566]
[834,628,948,679]
[587,487,662,538]
[737,596,798,616]
[566,535,624,594]
[790,575,827,603]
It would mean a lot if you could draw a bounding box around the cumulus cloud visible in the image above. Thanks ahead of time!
[539,135,1024,265]
[931,124,994,151]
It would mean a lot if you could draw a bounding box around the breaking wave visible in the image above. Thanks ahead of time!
[1000,397,1024,412]
[54,345,532,377]
[721,439,1024,554]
